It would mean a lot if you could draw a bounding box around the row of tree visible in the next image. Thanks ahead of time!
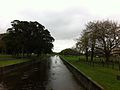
[76,20,120,64]
[0,20,54,56]
[60,48,80,56]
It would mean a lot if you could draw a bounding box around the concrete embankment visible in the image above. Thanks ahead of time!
[60,56,104,90]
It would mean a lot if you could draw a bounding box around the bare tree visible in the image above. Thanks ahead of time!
[76,20,120,66]
[76,31,90,62]
[93,20,120,63]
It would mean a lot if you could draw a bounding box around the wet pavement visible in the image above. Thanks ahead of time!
[0,56,83,90]
[46,55,83,90]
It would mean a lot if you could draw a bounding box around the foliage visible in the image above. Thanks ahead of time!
[3,20,54,56]
[60,48,80,55]
[76,20,120,63]
[0,34,6,53]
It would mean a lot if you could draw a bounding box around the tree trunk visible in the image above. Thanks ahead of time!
[119,62,120,71]
[105,53,110,67]
[112,60,114,69]
[37,54,40,57]
[91,43,94,67]
[22,48,24,58]
[85,48,88,62]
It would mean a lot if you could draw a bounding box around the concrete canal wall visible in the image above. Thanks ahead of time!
[60,57,104,90]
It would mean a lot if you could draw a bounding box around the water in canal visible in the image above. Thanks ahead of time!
[0,56,83,90]
[0,59,47,90]
[46,55,83,90]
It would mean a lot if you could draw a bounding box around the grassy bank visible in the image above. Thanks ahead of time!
[62,55,120,90]
[0,54,49,67]
[0,59,29,67]
[0,54,13,58]
[0,54,30,67]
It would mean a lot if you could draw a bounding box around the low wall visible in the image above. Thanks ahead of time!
[60,57,104,90]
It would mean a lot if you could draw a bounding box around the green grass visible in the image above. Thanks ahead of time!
[0,54,13,58]
[0,59,29,67]
[62,55,120,90]
[0,54,30,67]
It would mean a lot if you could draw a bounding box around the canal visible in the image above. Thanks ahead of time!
[0,56,83,90]
[46,55,83,90]
[0,58,48,90]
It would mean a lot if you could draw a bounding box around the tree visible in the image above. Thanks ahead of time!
[92,20,120,62]
[85,21,99,65]
[76,20,120,64]
[0,34,6,53]
[76,31,90,61]
[60,48,80,56]
[3,20,54,56]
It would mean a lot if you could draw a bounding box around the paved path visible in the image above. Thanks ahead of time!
[46,55,83,90]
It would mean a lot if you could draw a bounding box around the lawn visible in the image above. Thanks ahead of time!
[62,55,120,90]
[0,54,13,58]
[0,59,29,67]
[0,54,29,67]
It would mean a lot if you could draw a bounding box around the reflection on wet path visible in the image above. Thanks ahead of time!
[46,55,82,90]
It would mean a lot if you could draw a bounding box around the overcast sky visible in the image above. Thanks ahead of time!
[0,0,120,52]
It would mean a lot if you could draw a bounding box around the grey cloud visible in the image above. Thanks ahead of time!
[19,8,93,40]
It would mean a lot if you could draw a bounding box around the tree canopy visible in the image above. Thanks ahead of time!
[76,20,120,62]
[60,48,80,56]
[3,20,54,56]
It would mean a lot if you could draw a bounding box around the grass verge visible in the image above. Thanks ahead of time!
[0,59,29,67]
[62,55,120,90]
[0,54,13,58]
